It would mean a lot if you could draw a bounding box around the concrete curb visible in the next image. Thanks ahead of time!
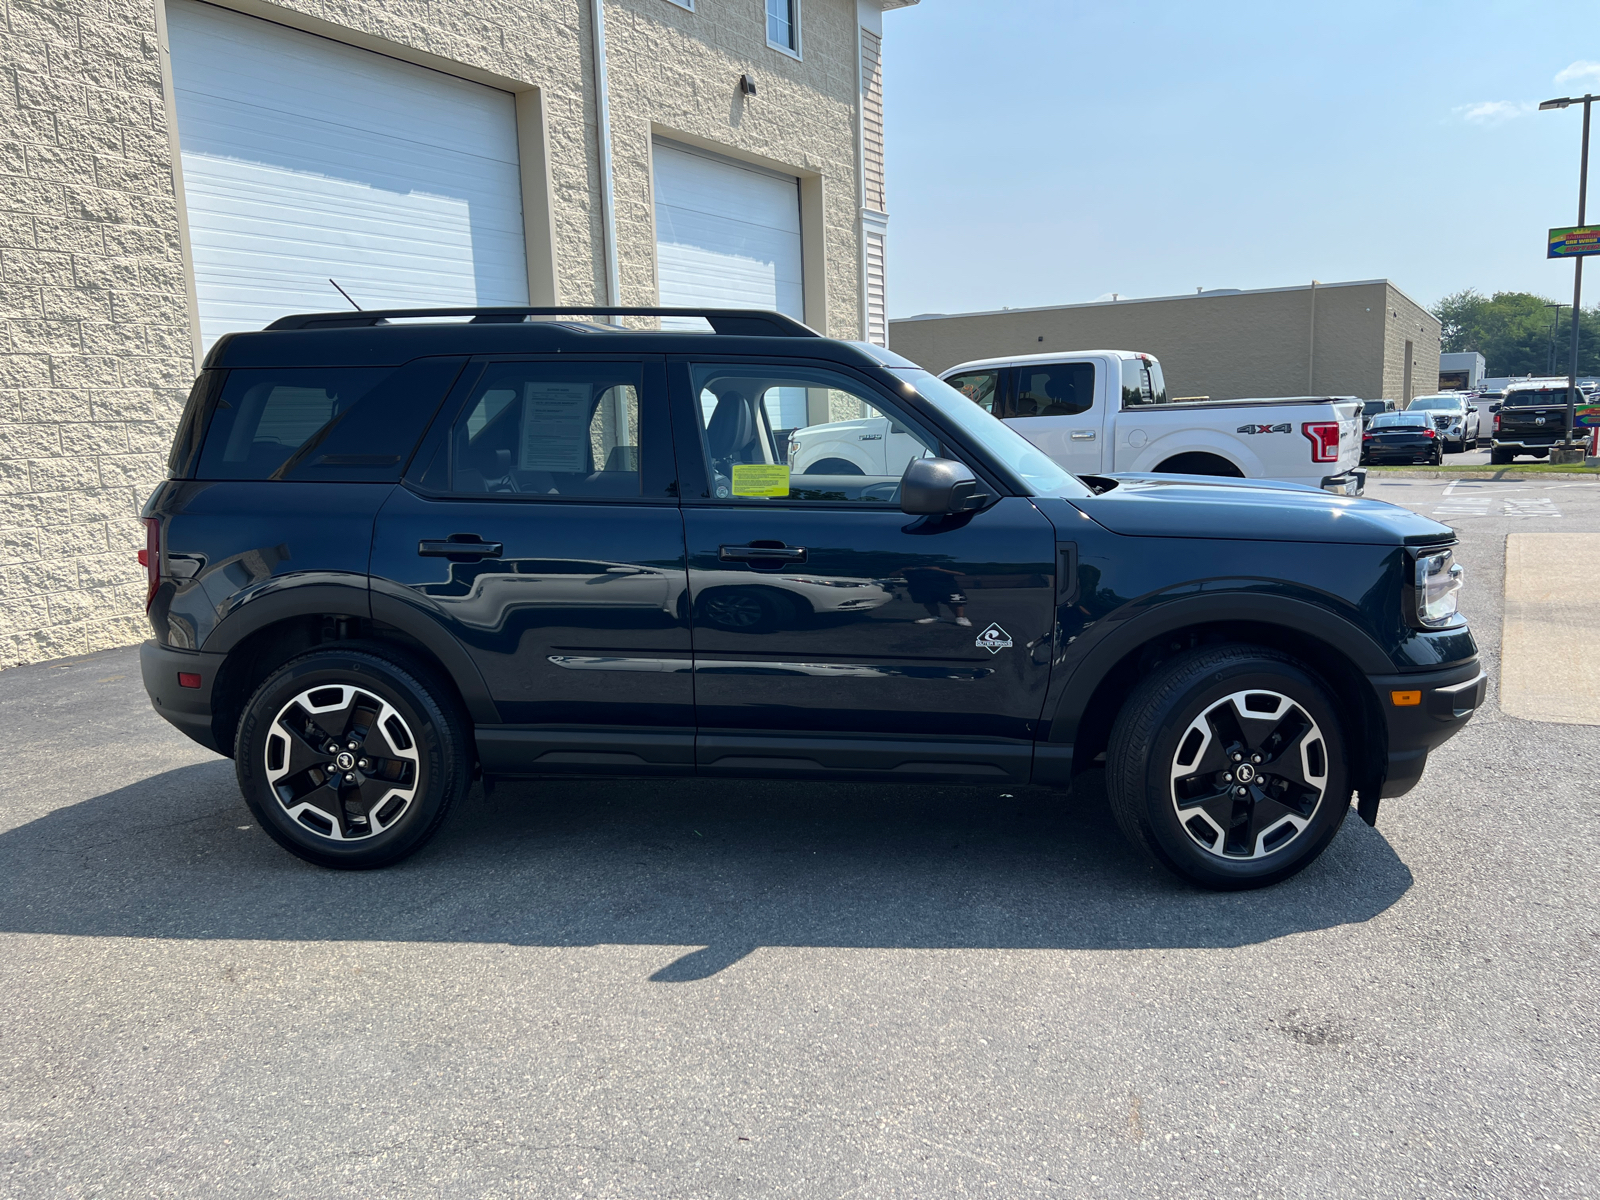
[1366,468,1600,481]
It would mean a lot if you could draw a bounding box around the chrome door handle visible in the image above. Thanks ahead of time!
[419,536,503,559]
[1070,430,1096,440]
[719,544,806,562]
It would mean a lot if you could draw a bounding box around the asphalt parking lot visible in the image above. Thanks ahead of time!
[3,480,1598,1199]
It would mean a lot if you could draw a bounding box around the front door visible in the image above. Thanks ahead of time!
[672,359,1058,784]
[371,357,694,775]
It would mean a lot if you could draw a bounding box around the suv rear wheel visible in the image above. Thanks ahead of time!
[234,647,471,869]
[1106,645,1350,890]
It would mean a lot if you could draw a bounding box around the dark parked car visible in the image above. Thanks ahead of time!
[1360,398,1397,429]
[139,306,1484,891]
[1361,412,1443,465]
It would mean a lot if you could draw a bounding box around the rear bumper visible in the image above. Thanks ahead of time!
[1368,659,1486,798]
[1319,467,1366,495]
[140,639,227,755]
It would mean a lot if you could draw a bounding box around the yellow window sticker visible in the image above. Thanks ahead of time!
[730,464,791,497]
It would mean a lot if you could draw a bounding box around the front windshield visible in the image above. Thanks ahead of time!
[1371,413,1429,429]
[890,367,1091,497]
[1406,397,1458,411]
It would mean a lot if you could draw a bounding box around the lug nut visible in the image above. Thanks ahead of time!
[347,742,359,751]
[1232,753,1243,762]
[1223,772,1233,782]
[1236,786,1248,796]
[357,759,370,770]
[344,773,355,783]
[1251,754,1262,764]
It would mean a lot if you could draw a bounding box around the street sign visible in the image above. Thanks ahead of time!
[1548,225,1600,257]
[1577,403,1600,428]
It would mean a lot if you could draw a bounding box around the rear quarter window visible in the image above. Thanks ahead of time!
[193,358,464,482]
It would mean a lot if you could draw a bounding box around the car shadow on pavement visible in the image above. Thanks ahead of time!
[0,760,1412,980]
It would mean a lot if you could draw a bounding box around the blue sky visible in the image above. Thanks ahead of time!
[881,0,1599,318]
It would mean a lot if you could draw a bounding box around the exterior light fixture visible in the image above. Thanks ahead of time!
[739,74,757,97]
[1540,98,1573,110]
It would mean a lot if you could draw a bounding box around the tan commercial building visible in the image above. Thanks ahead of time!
[890,279,1442,407]
[0,0,915,668]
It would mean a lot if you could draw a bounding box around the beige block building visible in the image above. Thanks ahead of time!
[889,280,1442,406]
[0,0,915,668]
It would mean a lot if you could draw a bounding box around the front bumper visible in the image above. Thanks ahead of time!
[140,639,228,754]
[1368,659,1486,798]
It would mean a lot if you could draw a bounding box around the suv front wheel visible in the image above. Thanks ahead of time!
[235,647,472,869]
[1106,645,1351,890]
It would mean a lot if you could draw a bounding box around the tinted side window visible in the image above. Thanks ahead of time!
[1012,363,1095,417]
[1121,359,1157,407]
[690,363,952,505]
[945,369,1001,414]
[444,362,644,499]
[195,359,463,482]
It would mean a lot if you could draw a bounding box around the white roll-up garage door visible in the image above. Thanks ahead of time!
[168,0,528,348]
[652,141,803,321]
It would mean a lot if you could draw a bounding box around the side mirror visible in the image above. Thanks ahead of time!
[900,457,990,515]
[1490,404,1501,413]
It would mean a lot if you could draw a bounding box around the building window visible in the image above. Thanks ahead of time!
[664,0,693,9]
[766,0,799,55]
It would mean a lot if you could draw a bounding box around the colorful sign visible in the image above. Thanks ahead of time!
[1548,226,1600,258]
[1577,403,1600,429]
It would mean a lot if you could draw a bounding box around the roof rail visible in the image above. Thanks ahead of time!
[264,306,820,338]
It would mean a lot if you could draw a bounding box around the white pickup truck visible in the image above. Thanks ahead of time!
[789,349,1365,494]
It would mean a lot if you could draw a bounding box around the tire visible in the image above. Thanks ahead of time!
[234,647,472,869]
[1490,447,1514,465]
[1105,645,1351,890]
[1432,446,1443,465]
[800,457,864,476]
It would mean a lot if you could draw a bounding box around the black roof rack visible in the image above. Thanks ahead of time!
[264,306,820,338]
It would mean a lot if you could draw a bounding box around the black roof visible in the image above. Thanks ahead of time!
[204,306,902,370]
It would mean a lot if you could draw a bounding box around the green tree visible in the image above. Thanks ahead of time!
[1432,288,1600,376]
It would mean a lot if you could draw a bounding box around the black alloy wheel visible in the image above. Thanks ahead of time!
[1106,645,1350,890]
[235,647,471,869]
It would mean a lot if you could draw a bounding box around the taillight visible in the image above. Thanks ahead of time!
[1302,421,1339,463]
[1362,434,1373,441]
[1493,412,1501,433]
[1423,429,1436,439]
[140,517,159,610]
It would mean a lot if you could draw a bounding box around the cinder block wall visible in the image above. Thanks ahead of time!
[1,0,195,667]
[0,0,868,669]
[1380,283,1442,404]
[888,281,1440,405]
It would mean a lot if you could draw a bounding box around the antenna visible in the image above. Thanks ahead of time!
[328,279,361,311]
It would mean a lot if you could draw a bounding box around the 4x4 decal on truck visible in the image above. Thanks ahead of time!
[1237,422,1293,435]
[975,623,1013,654]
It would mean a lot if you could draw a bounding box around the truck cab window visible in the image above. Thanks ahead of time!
[1120,356,1169,408]
[945,369,1000,414]
[1013,363,1094,417]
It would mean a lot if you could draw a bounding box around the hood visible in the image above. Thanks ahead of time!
[1067,474,1454,546]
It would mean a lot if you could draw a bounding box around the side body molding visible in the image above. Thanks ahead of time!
[1046,591,1394,745]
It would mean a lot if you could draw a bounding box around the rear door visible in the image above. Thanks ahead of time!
[370,356,695,775]
[672,357,1058,785]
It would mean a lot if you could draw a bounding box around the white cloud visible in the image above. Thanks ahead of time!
[1554,61,1600,87]
[1454,101,1534,126]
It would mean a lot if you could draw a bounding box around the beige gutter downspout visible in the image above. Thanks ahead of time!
[1308,279,1318,393]
[589,0,622,313]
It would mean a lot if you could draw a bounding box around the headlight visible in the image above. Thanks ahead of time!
[1414,549,1464,628]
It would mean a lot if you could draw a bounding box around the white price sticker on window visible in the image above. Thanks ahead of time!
[518,382,591,473]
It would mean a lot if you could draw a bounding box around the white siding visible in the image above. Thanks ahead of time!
[860,28,886,213]
[168,0,528,348]
[865,228,887,346]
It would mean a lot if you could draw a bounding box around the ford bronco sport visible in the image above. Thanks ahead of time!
[140,306,1484,889]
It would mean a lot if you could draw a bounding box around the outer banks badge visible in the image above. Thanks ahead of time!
[975,622,1013,654]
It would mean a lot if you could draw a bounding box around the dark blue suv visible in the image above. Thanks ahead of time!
[139,307,1484,889]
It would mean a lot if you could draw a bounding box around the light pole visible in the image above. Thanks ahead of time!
[1545,302,1568,375]
[1539,92,1593,451]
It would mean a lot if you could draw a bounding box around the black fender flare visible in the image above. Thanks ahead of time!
[201,577,500,725]
[1046,591,1393,744]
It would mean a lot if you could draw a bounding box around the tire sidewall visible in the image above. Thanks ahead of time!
[1129,657,1349,889]
[235,650,459,869]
